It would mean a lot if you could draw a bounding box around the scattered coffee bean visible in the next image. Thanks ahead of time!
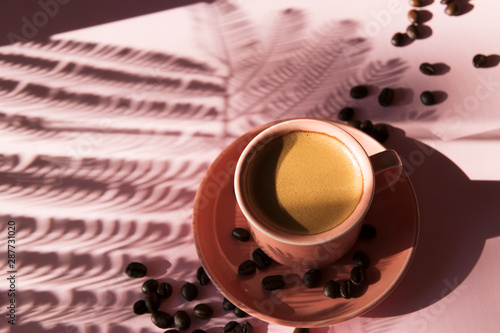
[473,54,488,68]
[378,87,395,106]
[359,224,377,239]
[133,300,148,315]
[353,251,371,268]
[125,262,147,278]
[419,62,436,75]
[196,266,210,286]
[293,329,310,333]
[181,282,198,301]
[391,32,405,47]
[349,85,369,99]
[371,124,389,143]
[151,311,174,329]
[351,266,367,286]
[303,268,322,289]
[223,297,236,311]
[142,279,159,294]
[224,321,242,333]
[262,275,285,291]
[233,306,248,318]
[339,280,354,299]
[158,282,173,299]
[174,310,191,330]
[238,260,256,276]
[420,91,436,105]
[338,107,355,121]
[408,9,420,24]
[409,0,422,7]
[193,303,213,319]
[360,120,374,135]
[252,248,272,268]
[406,24,419,40]
[323,280,340,299]
[242,322,253,333]
[232,227,251,242]
[145,291,161,312]
[193,330,206,333]
[347,119,361,129]
[445,2,460,16]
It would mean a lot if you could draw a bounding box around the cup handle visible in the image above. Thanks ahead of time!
[369,149,403,193]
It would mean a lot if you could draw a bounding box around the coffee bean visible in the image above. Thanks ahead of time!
[293,329,310,333]
[224,321,242,333]
[193,303,213,319]
[193,330,206,333]
[419,62,436,75]
[174,310,191,330]
[196,266,210,286]
[351,266,367,286]
[339,280,354,299]
[338,107,355,121]
[359,224,377,239]
[408,9,420,24]
[420,91,436,105]
[348,119,361,129]
[406,25,419,40]
[158,282,173,299]
[145,291,161,312]
[242,322,253,333]
[445,2,460,16]
[232,227,251,242]
[133,300,148,315]
[181,282,198,301]
[262,275,285,291]
[409,0,422,7]
[353,251,370,268]
[142,279,159,294]
[349,85,369,99]
[238,260,256,276]
[222,297,236,311]
[371,124,389,143]
[303,268,322,289]
[233,306,248,318]
[473,54,488,68]
[378,88,395,106]
[252,248,272,268]
[360,120,374,135]
[151,311,173,329]
[323,280,340,299]
[391,33,405,47]
[125,262,147,278]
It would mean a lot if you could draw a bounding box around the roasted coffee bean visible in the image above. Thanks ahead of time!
[371,124,389,143]
[151,311,173,329]
[238,260,256,276]
[193,303,213,319]
[196,266,210,286]
[359,224,377,239]
[338,107,355,121]
[303,268,322,289]
[133,300,148,315]
[181,282,198,301]
[360,120,374,135]
[232,227,251,242]
[125,262,147,278]
[242,322,253,333]
[142,279,159,294]
[348,119,361,129]
[419,62,436,75]
[192,330,206,333]
[293,329,310,333]
[262,275,285,291]
[391,32,405,47]
[252,248,272,268]
[351,266,367,286]
[445,2,460,16]
[158,282,173,299]
[420,91,436,105]
[174,310,191,330]
[339,280,354,299]
[233,306,248,318]
[473,54,488,68]
[349,85,369,99]
[353,251,371,268]
[223,297,236,311]
[409,0,422,7]
[224,321,242,333]
[407,25,419,40]
[323,280,340,299]
[408,9,420,24]
[378,87,395,106]
[145,292,161,312]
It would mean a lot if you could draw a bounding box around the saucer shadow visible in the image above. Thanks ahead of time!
[364,126,500,317]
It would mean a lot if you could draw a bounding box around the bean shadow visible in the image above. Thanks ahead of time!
[364,126,500,317]
[453,0,474,16]
[432,62,451,75]
[483,54,500,68]
[417,10,433,24]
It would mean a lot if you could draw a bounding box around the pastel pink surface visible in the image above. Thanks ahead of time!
[193,121,419,327]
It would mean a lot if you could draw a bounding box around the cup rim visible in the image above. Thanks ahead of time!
[234,119,375,245]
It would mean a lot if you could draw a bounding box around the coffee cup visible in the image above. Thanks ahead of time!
[234,119,402,268]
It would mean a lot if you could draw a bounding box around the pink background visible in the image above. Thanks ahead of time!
[1,0,499,332]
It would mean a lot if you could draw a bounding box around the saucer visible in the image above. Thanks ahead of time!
[192,121,419,327]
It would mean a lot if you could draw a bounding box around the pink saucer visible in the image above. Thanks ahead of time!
[193,121,419,327]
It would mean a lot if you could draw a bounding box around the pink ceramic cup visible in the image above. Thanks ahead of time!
[234,119,402,268]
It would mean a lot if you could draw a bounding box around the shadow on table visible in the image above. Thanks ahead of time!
[364,126,500,318]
